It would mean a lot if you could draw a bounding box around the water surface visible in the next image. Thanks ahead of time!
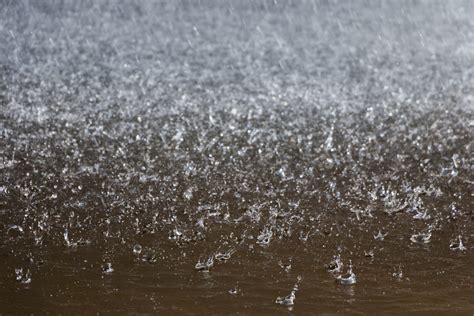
[1,1,473,314]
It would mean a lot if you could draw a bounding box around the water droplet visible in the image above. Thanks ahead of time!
[133,244,142,255]
[278,258,292,272]
[215,247,237,262]
[449,236,466,251]
[374,230,388,241]
[256,227,273,246]
[336,260,356,285]
[410,232,431,244]
[195,255,214,272]
[183,187,193,200]
[15,268,32,284]
[327,254,343,273]
[275,276,301,306]
[228,285,239,295]
[392,264,403,280]
[102,262,114,274]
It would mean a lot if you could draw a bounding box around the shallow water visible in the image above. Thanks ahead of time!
[1,0,473,314]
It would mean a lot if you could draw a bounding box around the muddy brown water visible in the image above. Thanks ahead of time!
[1,0,473,314]
[1,228,473,314]
[1,196,473,314]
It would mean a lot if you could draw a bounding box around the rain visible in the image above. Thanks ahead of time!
[0,0,473,313]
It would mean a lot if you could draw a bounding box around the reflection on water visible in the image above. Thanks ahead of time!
[1,0,473,314]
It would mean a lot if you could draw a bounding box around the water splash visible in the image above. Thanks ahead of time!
[449,236,466,251]
[299,231,310,242]
[215,247,237,262]
[102,263,114,274]
[336,260,357,285]
[364,250,375,258]
[256,227,273,246]
[142,253,158,263]
[133,244,143,255]
[392,264,403,280]
[413,209,431,220]
[15,268,32,284]
[7,225,24,237]
[278,257,292,273]
[327,254,343,274]
[228,284,239,295]
[63,228,77,247]
[374,230,388,241]
[410,232,432,244]
[195,256,214,272]
[275,276,302,306]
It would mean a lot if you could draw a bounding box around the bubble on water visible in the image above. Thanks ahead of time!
[133,244,142,255]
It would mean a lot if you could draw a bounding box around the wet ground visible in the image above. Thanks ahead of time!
[1,0,473,314]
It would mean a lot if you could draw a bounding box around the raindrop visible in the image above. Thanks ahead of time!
[228,285,239,295]
[410,232,431,244]
[183,187,193,200]
[278,258,292,273]
[336,260,357,285]
[449,236,466,251]
[102,263,114,274]
[275,276,301,306]
[133,244,143,255]
[256,227,273,246]
[374,230,388,241]
[15,268,32,284]
[195,256,214,272]
[215,247,237,262]
[364,250,374,258]
[327,254,343,274]
[7,225,24,238]
[392,264,403,280]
